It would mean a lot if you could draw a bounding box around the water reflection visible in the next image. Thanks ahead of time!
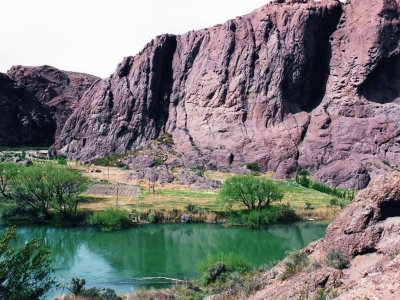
[5,222,327,299]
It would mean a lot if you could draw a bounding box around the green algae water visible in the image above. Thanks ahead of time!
[4,222,327,298]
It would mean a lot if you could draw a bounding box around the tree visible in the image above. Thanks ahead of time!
[8,164,89,221]
[47,166,89,219]
[219,175,284,211]
[0,163,21,199]
[0,227,55,300]
[11,165,53,221]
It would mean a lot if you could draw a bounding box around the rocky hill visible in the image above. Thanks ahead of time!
[0,66,98,146]
[2,0,400,189]
[247,171,400,299]
[52,0,400,190]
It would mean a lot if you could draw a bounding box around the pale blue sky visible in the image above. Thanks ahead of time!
[0,0,268,77]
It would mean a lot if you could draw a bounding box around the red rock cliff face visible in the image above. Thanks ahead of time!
[0,66,98,147]
[54,0,400,189]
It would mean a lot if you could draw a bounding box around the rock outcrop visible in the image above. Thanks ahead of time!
[51,0,400,189]
[0,66,98,147]
[248,171,400,300]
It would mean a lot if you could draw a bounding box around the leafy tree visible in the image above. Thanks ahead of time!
[0,227,54,299]
[219,175,284,211]
[11,165,53,221]
[0,163,21,199]
[8,164,89,221]
[47,167,89,219]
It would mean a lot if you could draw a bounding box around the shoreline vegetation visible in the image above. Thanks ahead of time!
[0,153,352,299]
[0,154,355,231]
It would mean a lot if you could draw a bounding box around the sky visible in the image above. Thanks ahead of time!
[0,0,269,78]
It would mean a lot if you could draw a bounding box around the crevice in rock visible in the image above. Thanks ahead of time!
[358,55,400,104]
[378,200,400,220]
[281,4,343,113]
[356,247,377,256]
[148,35,178,137]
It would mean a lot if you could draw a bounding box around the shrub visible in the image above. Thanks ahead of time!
[295,175,311,188]
[68,278,86,295]
[327,249,349,269]
[220,175,284,211]
[245,162,261,173]
[297,169,310,176]
[226,205,296,229]
[89,208,131,232]
[57,158,67,165]
[185,203,197,213]
[207,163,218,171]
[198,253,250,285]
[281,250,309,280]
[304,201,314,210]
[147,211,158,223]
[0,227,55,299]
[157,133,174,146]
[329,198,339,207]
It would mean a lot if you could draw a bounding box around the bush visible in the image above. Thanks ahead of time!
[281,250,309,280]
[89,208,131,232]
[0,227,55,299]
[326,249,349,269]
[295,175,311,188]
[69,278,86,295]
[198,253,250,285]
[226,205,296,229]
[245,163,261,173]
[297,169,310,176]
[304,201,314,210]
[147,211,158,223]
[185,203,197,213]
[220,176,284,211]
[295,175,355,201]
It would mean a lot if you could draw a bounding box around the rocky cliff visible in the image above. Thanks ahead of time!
[0,66,98,146]
[247,171,400,299]
[51,0,400,189]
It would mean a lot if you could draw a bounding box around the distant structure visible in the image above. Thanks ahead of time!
[26,150,50,160]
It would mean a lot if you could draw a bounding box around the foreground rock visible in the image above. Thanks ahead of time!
[52,0,400,189]
[0,66,98,147]
[248,172,400,300]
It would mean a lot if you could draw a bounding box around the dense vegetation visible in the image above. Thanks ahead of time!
[225,205,297,229]
[89,208,131,232]
[0,163,89,223]
[295,175,354,200]
[0,227,54,299]
[219,175,284,211]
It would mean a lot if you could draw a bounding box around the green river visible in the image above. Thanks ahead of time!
[5,222,327,299]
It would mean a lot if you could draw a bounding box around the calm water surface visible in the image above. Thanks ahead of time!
[5,222,327,299]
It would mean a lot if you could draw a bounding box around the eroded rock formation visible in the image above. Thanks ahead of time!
[0,66,98,146]
[51,0,400,189]
[2,0,399,189]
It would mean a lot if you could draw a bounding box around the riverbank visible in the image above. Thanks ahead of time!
[1,222,328,299]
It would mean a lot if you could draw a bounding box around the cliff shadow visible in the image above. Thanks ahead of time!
[358,55,400,104]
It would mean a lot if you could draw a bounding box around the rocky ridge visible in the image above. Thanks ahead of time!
[1,0,400,189]
[51,0,400,189]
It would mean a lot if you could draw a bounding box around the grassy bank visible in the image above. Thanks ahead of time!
[0,162,350,230]
[78,166,342,219]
